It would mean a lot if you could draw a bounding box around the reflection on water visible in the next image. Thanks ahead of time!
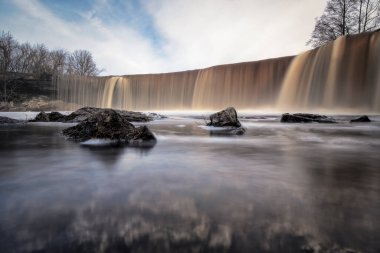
[0,115,380,253]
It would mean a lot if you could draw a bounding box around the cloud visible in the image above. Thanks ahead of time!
[0,0,325,75]
[2,0,165,75]
[145,0,325,70]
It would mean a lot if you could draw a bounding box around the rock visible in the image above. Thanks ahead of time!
[0,116,23,125]
[146,112,167,120]
[281,113,336,123]
[31,107,157,123]
[350,115,371,123]
[30,111,65,122]
[63,107,106,122]
[67,107,154,123]
[48,112,66,121]
[207,107,242,127]
[33,111,50,122]
[128,125,157,146]
[62,109,156,145]
[206,107,245,135]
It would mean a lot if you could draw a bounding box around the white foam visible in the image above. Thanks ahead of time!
[80,139,118,146]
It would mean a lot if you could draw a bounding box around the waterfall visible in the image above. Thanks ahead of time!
[55,30,380,112]
[277,30,380,112]
[55,58,292,111]
[191,58,292,110]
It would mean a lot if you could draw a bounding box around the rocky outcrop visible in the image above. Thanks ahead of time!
[65,107,154,123]
[31,111,66,122]
[281,113,336,123]
[62,109,156,145]
[0,116,23,125]
[31,107,157,123]
[350,115,371,123]
[206,107,245,135]
[208,107,242,127]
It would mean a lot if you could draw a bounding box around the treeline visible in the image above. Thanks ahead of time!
[0,31,102,77]
[308,0,380,47]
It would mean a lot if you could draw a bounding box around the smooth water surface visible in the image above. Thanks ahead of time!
[0,114,379,253]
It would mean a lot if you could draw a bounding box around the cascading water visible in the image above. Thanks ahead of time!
[56,59,292,111]
[55,30,380,112]
[191,58,292,110]
[277,30,380,112]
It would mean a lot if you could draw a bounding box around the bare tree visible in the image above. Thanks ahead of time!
[30,43,50,75]
[0,31,16,72]
[49,49,68,76]
[307,0,380,48]
[1,31,103,77]
[67,50,101,76]
[355,0,380,33]
[11,42,34,73]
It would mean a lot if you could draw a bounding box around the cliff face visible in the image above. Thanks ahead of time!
[0,72,59,111]
[0,72,53,102]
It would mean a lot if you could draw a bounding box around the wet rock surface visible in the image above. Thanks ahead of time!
[62,109,156,145]
[30,106,157,123]
[281,113,337,123]
[350,115,371,123]
[207,107,242,127]
[206,107,245,135]
[31,111,66,122]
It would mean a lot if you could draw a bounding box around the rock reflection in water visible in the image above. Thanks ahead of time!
[0,116,379,253]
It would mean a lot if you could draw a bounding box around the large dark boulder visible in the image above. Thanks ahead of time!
[31,107,156,123]
[62,109,156,145]
[206,107,245,135]
[350,115,371,123]
[48,112,66,121]
[207,107,242,127]
[281,113,336,123]
[65,107,156,123]
[30,111,65,122]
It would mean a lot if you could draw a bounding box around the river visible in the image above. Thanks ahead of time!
[0,113,379,253]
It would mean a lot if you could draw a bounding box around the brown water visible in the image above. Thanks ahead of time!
[56,57,292,111]
[0,114,379,253]
[56,31,380,112]
[277,31,380,112]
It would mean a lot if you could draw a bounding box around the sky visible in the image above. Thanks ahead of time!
[0,0,326,75]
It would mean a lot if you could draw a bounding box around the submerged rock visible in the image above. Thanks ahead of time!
[0,116,23,125]
[206,107,245,135]
[208,107,242,127]
[62,109,156,145]
[281,113,336,123]
[350,115,371,123]
[31,107,157,123]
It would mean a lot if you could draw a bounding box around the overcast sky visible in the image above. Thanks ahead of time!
[0,0,326,75]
